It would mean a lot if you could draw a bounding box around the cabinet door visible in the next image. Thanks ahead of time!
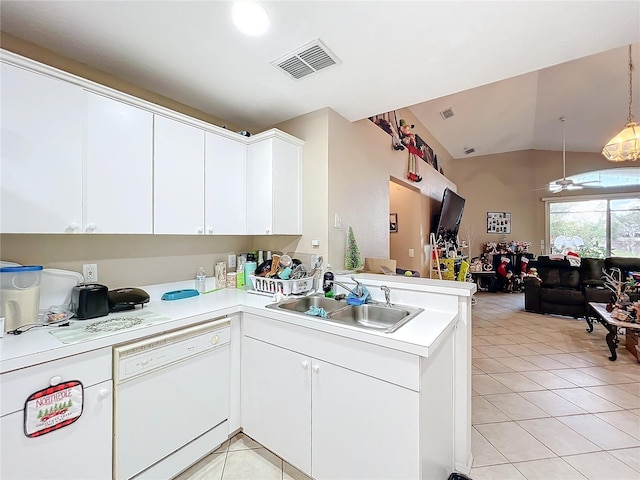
[205,132,246,234]
[85,92,153,233]
[245,139,274,234]
[0,380,113,480]
[241,336,311,474]
[154,115,205,234]
[272,138,302,234]
[1,63,84,233]
[311,360,419,480]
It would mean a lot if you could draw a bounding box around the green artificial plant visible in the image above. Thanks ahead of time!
[345,226,362,270]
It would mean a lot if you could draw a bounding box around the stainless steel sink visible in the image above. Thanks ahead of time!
[328,303,423,333]
[268,295,347,314]
[266,295,423,333]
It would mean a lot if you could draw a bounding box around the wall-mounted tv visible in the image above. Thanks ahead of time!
[434,188,466,244]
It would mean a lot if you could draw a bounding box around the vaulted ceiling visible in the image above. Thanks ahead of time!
[1,1,639,159]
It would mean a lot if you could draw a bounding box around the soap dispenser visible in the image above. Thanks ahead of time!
[323,265,334,298]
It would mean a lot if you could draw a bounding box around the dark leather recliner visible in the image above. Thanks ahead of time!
[525,255,640,322]
[524,256,585,318]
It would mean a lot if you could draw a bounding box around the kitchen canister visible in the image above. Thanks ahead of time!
[215,262,227,289]
[0,265,44,332]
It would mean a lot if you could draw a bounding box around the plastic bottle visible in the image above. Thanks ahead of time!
[195,267,206,293]
[323,266,334,298]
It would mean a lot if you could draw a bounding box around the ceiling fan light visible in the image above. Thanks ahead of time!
[602,122,640,162]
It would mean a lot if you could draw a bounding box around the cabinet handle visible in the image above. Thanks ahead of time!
[208,226,214,234]
[312,364,320,373]
[197,227,204,234]
[265,227,271,234]
[68,222,80,232]
[98,389,111,400]
[86,223,97,232]
[301,360,309,369]
[210,335,219,345]
[49,376,62,386]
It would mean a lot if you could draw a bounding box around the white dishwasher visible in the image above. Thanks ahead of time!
[113,319,230,480]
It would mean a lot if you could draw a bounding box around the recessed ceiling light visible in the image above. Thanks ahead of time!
[232,2,270,37]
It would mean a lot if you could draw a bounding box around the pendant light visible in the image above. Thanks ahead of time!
[602,45,640,162]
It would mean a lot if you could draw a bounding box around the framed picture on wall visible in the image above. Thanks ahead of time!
[487,212,511,234]
[390,213,398,233]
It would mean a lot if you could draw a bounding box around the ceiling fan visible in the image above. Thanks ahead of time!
[533,116,600,193]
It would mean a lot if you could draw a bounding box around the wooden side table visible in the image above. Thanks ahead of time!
[589,302,640,361]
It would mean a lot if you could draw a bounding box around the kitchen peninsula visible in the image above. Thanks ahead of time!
[0,273,475,480]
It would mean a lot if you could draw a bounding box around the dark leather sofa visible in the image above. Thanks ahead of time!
[523,256,640,324]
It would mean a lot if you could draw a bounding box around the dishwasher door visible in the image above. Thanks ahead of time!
[113,321,230,480]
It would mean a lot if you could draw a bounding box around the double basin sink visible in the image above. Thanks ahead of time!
[266,294,424,333]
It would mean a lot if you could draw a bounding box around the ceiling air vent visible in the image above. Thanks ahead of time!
[272,39,341,80]
[464,147,476,155]
[440,107,455,120]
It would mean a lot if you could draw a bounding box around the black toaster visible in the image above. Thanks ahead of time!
[71,283,109,320]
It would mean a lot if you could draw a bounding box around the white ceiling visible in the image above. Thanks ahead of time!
[1,1,639,159]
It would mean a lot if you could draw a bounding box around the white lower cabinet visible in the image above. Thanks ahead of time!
[0,380,112,480]
[311,359,419,480]
[0,348,112,480]
[242,315,420,480]
[242,336,312,472]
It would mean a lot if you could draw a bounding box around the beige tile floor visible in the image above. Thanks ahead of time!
[174,433,312,480]
[470,291,640,480]
[175,291,640,480]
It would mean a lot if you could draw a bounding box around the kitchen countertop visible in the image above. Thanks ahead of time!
[0,273,474,373]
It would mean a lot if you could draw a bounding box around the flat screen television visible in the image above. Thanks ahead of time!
[434,188,466,244]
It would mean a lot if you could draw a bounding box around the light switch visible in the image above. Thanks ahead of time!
[334,213,342,229]
[409,249,415,258]
[312,239,320,247]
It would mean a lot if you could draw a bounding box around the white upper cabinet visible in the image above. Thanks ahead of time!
[246,132,303,235]
[154,115,205,234]
[205,132,247,235]
[1,62,84,233]
[1,52,304,237]
[85,92,153,234]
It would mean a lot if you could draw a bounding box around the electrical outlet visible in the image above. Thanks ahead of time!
[83,264,98,283]
[334,213,342,229]
[408,249,415,258]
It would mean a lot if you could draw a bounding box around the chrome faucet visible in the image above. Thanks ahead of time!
[332,276,365,298]
[381,285,392,306]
